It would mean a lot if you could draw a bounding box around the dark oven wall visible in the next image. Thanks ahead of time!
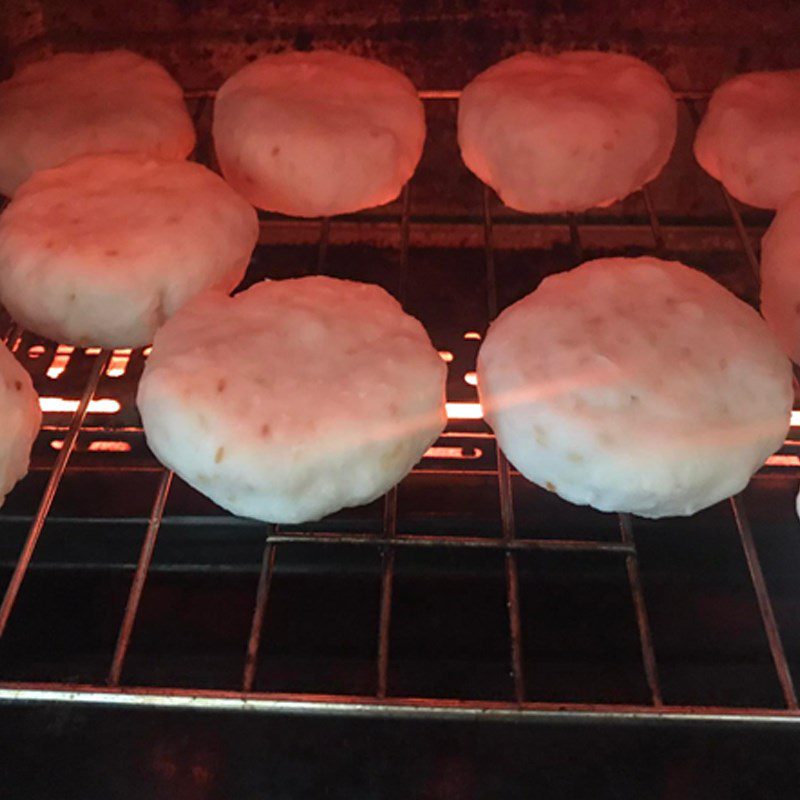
[4,0,800,92]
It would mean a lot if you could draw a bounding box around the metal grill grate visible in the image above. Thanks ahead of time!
[0,93,799,724]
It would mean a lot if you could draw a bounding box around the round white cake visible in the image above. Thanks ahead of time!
[137,276,447,523]
[457,51,677,213]
[760,192,800,363]
[0,152,259,349]
[0,342,41,508]
[212,50,426,218]
[0,50,196,197]
[477,256,792,518]
[694,70,800,209]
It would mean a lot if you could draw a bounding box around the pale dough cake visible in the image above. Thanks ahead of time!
[477,256,792,518]
[0,152,259,348]
[694,70,800,209]
[457,51,677,213]
[0,50,196,197]
[137,276,447,523]
[760,192,800,363]
[0,343,41,508]
[213,50,426,218]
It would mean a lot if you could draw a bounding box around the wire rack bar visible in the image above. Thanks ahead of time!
[563,185,666,709]
[186,89,711,102]
[684,90,798,710]
[377,487,397,698]
[621,185,668,708]
[240,191,340,692]
[242,534,278,692]
[0,350,110,639]
[482,185,499,322]
[376,187,412,698]
[719,188,760,279]
[107,469,173,686]
[316,217,331,274]
[396,184,412,303]
[264,531,634,553]
[684,98,760,278]
[2,323,22,350]
[567,213,584,263]
[695,91,796,709]
[6,682,800,725]
[618,514,663,706]
[483,185,526,703]
[641,185,666,252]
[497,443,525,702]
[189,94,212,166]
[730,494,798,709]
[504,547,525,702]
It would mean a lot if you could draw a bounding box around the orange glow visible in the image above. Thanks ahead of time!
[463,331,482,341]
[50,438,131,452]
[106,348,132,378]
[88,440,131,453]
[464,371,478,386]
[766,454,800,468]
[446,401,483,420]
[27,345,45,359]
[39,397,121,414]
[143,346,153,357]
[46,344,74,379]
[438,350,454,363]
[424,445,483,460]
[84,347,102,356]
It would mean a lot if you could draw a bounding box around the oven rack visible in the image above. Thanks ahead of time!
[0,92,798,725]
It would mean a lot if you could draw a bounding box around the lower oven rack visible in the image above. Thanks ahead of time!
[0,93,798,725]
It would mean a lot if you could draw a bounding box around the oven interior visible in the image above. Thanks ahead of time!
[2,0,800,757]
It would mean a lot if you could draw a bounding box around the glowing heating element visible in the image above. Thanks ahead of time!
[46,345,74,379]
[766,454,800,468]
[39,397,121,414]
[88,440,131,453]
[446,402,483,420]
[445,406,800,427]
[106,349,132,378]
[424,446,484,460]
[51,439,131,453]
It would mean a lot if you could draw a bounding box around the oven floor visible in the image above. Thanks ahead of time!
[2,703,800,799]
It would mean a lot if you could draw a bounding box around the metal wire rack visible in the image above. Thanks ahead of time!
[0,92,799,725]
